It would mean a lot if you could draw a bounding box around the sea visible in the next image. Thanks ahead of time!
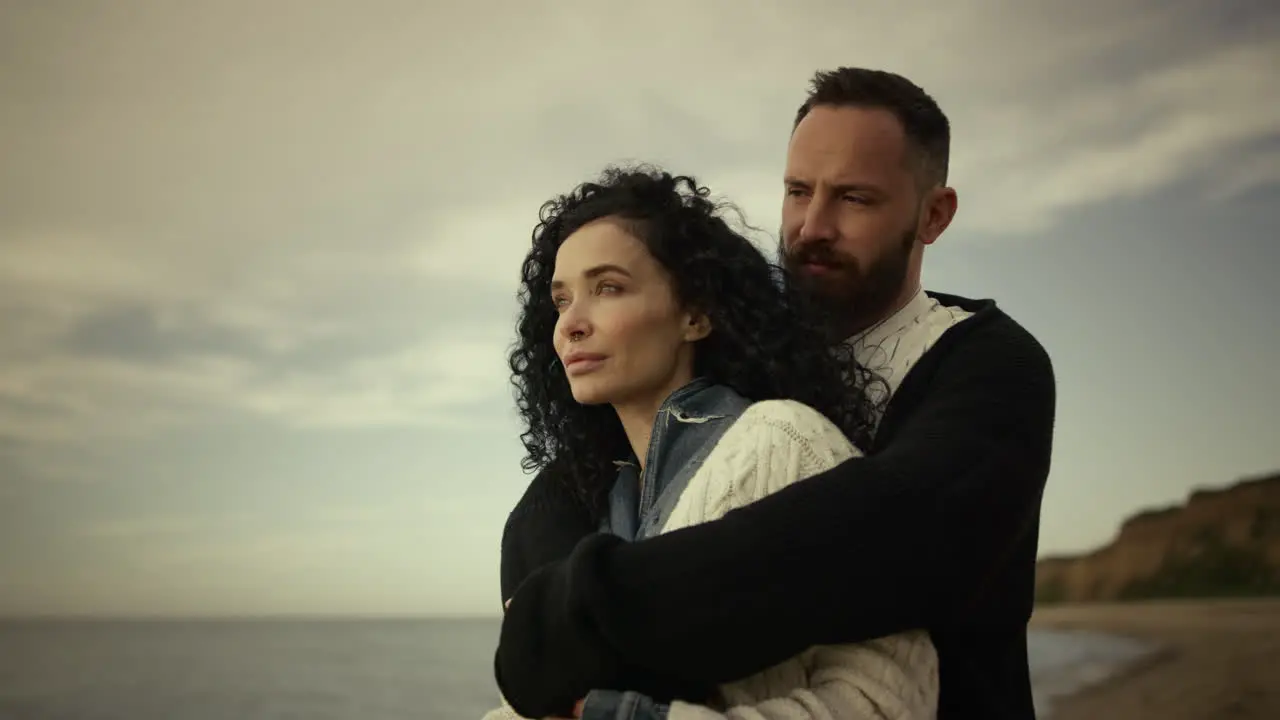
[0,619,1155,719]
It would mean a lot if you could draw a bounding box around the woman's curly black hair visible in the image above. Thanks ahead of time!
[509,165,883,518]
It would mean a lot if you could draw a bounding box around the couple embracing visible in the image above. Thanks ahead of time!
[484,67,1056,720]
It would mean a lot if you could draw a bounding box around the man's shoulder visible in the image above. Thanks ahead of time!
[925,291,1053,380]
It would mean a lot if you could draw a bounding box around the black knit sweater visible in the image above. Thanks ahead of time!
[495,293,1057,719]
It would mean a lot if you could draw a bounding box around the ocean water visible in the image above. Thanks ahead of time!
[1028,627,1158,717]
[0,619,1154,719]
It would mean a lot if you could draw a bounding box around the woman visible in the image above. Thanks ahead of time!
[486,166,938,720]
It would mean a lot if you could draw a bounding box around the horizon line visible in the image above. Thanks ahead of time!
[0,612,504,622]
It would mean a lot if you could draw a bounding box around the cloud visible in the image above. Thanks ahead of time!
[411,198,545,288]
[237,327,514,430]
[0,354,251,443]
[0,0,1277,614]
[1210,142,1280,201]
[0,325,511,451]
[77,513,251,541]
[1,0,1275,474]
[955,40,1280,235]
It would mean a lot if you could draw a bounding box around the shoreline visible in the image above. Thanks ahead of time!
[1029,598,1280,719]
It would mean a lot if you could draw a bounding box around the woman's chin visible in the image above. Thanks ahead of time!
[569,383,612,406]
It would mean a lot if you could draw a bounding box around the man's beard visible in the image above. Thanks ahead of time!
[781,225,916,339]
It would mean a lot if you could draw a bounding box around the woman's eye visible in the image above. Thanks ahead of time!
[598,283,622,294]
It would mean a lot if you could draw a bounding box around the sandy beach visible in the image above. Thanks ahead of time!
[1029,598,1280,719]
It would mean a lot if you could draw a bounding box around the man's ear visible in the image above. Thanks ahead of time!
[684,312,712,342]
[919,185,958,246]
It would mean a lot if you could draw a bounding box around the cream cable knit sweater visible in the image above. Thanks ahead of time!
[484,399,939,720]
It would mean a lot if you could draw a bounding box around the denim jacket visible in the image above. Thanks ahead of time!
[602,377,752,541]
[581,378,752,720]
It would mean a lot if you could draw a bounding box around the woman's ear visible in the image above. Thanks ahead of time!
[684,312,712,342]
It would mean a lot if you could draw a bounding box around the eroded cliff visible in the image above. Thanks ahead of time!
[1036,472,1280,603]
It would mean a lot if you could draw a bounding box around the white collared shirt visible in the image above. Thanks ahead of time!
[846,286,974,422]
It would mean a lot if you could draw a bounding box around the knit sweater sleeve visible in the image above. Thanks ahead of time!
[493,317,1055,718]
[661,400,938,720]
[498,460,596,604]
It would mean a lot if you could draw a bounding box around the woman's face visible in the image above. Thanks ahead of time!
[551,218,708,408]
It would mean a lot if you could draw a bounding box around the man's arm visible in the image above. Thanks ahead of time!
[499,459,596,603]
[495,319,1055,717]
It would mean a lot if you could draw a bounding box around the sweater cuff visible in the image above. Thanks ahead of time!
[580,689,670,720]
[495,533,628,717]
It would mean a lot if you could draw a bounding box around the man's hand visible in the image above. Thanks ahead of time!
[508,602,586,719]
[498,534,716,715]
[496,537,629,717]
[544,698,584,720]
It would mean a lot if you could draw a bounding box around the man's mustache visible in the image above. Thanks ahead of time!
[785,243,854,269]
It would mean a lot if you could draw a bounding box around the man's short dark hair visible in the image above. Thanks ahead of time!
[794,67,951,187]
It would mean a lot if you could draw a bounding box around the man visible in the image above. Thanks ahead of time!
[494,67,1056,720]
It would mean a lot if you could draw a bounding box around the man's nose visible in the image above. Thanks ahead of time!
[796,198,838,248]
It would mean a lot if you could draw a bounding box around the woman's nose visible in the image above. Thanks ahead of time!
[557,304,592,342]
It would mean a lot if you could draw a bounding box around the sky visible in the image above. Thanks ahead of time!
[1,0,1277,618]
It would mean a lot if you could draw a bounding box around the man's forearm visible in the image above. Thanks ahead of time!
[497,537,715,717]
[525,458,943,681]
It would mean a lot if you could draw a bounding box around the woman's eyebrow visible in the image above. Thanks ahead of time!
[550,264,632,290]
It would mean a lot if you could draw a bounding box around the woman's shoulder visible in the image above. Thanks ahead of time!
[712,398,853,459]
[677,398,861,515]
[736,398,841,433]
